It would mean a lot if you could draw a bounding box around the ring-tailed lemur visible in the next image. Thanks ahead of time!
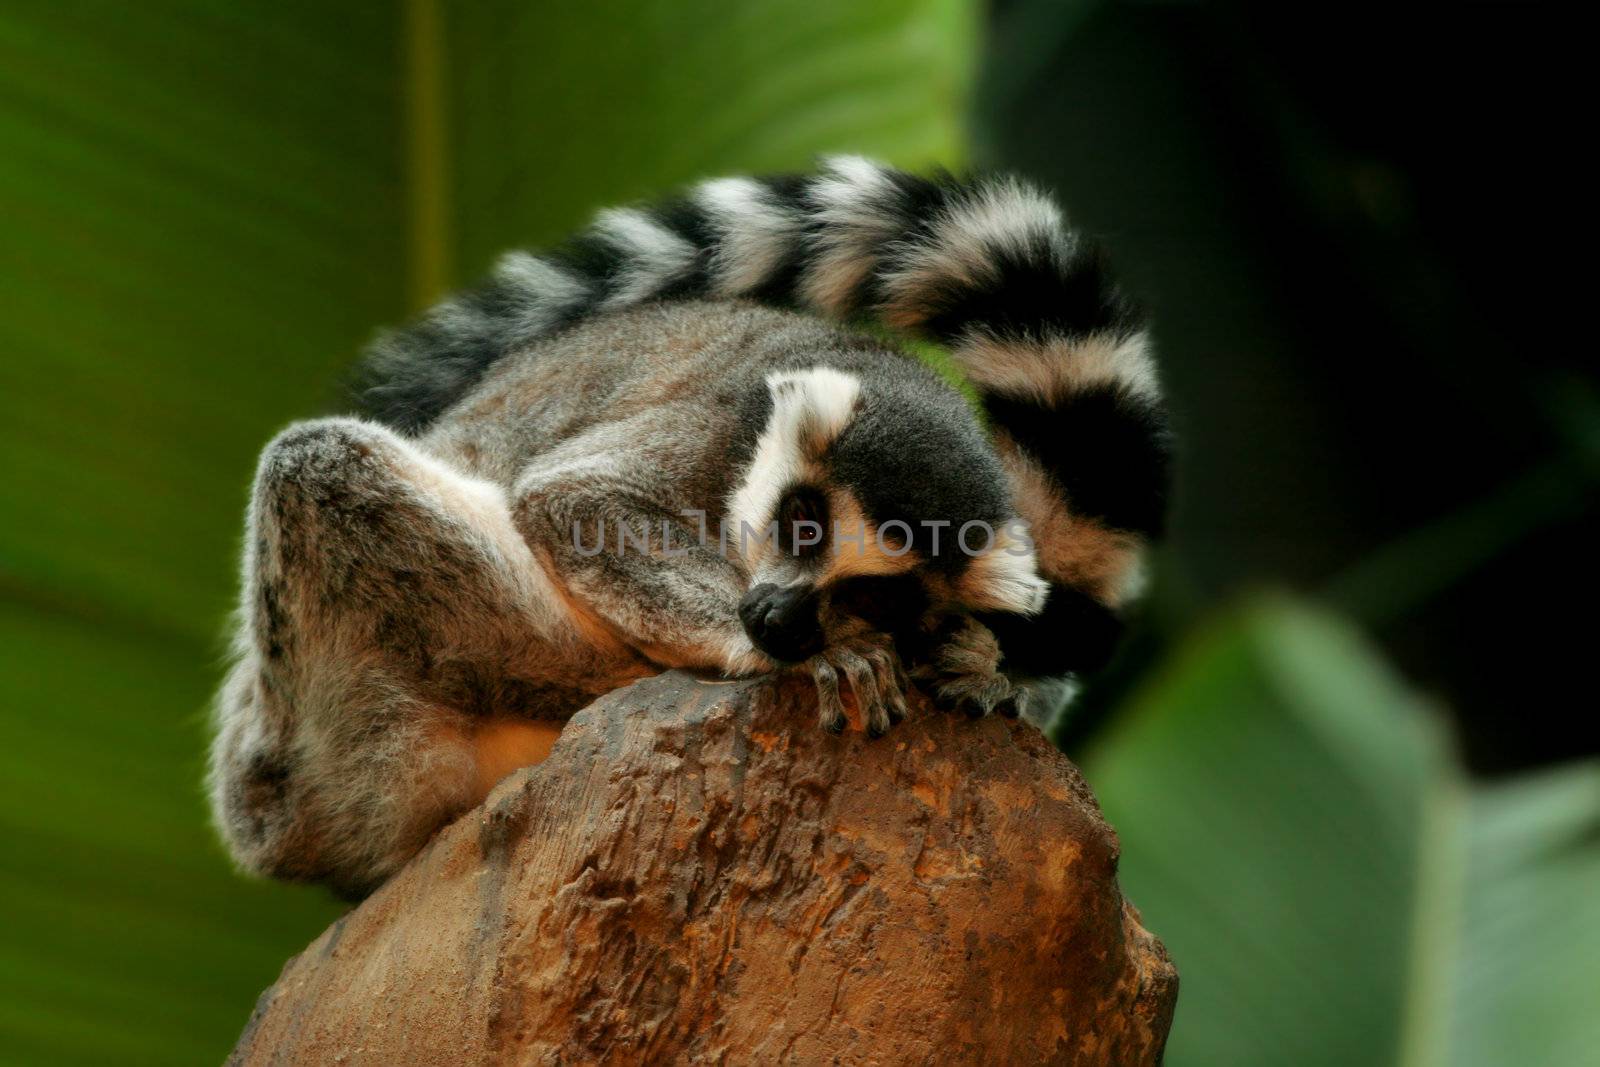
[209,157,1169,896]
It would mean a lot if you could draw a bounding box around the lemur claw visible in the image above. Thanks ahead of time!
[799,632,907,737]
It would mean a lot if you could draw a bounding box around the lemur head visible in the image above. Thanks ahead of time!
[728,364,1047,662]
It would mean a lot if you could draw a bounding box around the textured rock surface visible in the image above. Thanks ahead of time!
[229,672,1176,1065]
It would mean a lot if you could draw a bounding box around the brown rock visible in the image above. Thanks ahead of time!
[229,672,1176,1065]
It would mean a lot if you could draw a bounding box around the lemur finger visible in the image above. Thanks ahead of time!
[885,646,912,701]
[882,678,908,727]
[933,668,1014,719]
[977,672,1016,717]
[864,687,894,738]
[831,647,888,739]
[916,666,958,711]
[810,659,848,735]
[993,687,1025,720]
[867,647,909,728]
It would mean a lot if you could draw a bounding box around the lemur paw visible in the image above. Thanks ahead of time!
[801,631,910,738]
[914,613,1026,720]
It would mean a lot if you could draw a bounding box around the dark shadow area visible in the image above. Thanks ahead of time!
[977,0,1597,773]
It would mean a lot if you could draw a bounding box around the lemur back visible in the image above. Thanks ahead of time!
[210,159,1170,896]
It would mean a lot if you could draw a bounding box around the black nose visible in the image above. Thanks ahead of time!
[738,582,823,663]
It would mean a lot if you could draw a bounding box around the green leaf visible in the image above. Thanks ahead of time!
[1085,597,1600,1067]
[438,0,975,287]
[0,2,974,1063]
[1438,766,1600,1067]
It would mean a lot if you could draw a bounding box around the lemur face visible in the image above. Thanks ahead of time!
[729,366,1048,662]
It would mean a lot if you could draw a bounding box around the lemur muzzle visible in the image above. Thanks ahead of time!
[738,583,823,663]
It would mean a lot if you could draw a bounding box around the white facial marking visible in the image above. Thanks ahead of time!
[726,367,862,566]
[957,521,1049,615]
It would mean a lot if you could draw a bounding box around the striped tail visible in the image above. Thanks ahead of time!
[358,157,1169,676]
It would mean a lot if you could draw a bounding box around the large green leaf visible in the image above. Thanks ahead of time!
[1085,598,1600,1067]
[441,0,974,281]
[0,2,973,1062]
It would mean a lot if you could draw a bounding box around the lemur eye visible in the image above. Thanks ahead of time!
[775,486,829,559]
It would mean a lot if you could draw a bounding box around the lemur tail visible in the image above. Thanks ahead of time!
[359,157,1170,654]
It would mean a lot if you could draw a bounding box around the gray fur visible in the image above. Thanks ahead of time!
[212,160,1168,896]
[213,303,1045,894]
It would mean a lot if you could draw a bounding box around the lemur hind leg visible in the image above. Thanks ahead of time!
[210,417,583,897]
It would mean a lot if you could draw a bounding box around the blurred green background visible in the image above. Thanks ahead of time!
[0,2,1594,1064]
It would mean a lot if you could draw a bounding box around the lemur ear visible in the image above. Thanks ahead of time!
[953,520,1049,615]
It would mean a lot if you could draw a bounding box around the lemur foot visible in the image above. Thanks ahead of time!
[914,614,1026,720]
[801,629,910,738]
